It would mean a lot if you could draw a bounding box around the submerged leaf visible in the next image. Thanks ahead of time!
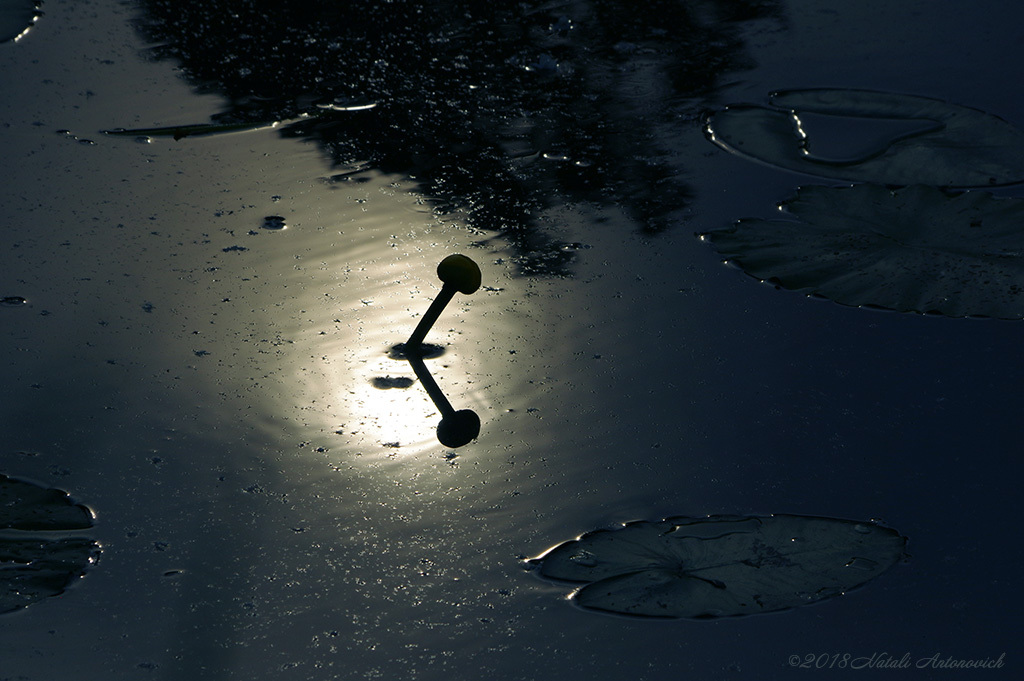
[705,89,1024,187]
[533,514,905,619]
[702,184,1024,319]
[0,475,100,614]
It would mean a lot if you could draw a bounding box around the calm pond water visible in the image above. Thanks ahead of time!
[1,0,1021,679]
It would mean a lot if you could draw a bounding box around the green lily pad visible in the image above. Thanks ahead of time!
[1,474,100,614]
[705,89,1024,187]
[0,0,41,43]
[532,514,906,619]
[702,184,1024,319]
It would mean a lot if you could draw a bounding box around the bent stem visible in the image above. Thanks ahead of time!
[405,283,457,350]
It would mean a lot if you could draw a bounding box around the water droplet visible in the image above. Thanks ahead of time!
[262,215,287,230]
[558,242,588,252]
[551,15,573,35]
[524,54,559,73]
[135,136,152,144]
[315,100,377,112]
[371,376,415,389]
[542,152,571,162]
[845,557,880,571]
[569,550,598,567]
[387,343,445,360]
[853,524,873,534]
[1,296,28,306]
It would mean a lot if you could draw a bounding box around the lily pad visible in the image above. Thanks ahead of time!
[1,474,100,614]
[702,184,1024,319]
[532,514,906,619]
[705,89,1024,187]
[0,0,40,43]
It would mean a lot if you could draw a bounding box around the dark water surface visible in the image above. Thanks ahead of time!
[1,0,1021,678]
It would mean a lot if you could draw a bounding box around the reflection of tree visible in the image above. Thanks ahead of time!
[139,0,780,275]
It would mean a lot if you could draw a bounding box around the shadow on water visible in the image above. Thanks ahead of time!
[135,0,781,276]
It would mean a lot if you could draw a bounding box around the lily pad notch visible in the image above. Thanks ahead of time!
[530,514,906,619]
[705,88,1024,187]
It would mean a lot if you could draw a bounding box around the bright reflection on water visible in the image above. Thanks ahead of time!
[249,187,509,459]
[194,155,513,461]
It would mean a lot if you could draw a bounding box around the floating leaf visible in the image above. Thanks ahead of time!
[705,89,1024,187]
[102,119,290,140]
[1,474,100,614]
[0,474,94,530]
[0,538,101,614]
[0,0,40,43]
[532,514,905,619]
[702,184,1024,319]
[104,107,376,141]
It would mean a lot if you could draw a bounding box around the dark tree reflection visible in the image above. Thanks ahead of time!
[138,0,780,275]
